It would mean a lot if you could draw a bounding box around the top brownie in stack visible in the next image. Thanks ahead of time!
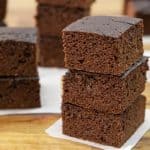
[0,0,7,21]
[62,16,143,75]
[36,0,95,9]
[0,28,37,76]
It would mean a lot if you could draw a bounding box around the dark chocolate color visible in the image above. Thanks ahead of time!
[62,95,145,147]
[0,0,7,21]
[0,27,38,76]
[63,57,148,114]
[36,5,89,37]
[38,36,64,67]
[0,76,40,109]
[63,16,144,75]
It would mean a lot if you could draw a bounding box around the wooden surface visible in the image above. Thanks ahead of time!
[1,0,150,149]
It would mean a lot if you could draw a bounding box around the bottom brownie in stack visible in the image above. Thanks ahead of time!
[38,36,64,67]
[62,95,145,147]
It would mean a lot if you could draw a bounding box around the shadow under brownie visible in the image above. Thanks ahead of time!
[62,95,146,147]
[0,76,40,109]
[63,57,148,114]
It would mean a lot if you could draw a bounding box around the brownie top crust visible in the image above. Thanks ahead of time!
[63,16,143,38]
[0,27,36,43]
[70,56,148,78]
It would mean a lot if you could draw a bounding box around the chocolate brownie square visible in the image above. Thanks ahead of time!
[0,27,38,76]
[124,0,150,35]
[0,0,7,21]
[63,57,148,114]
[36,5,89,37]
[0,76,40,109]
[38,36,64,67]
[36,0,95,9]
[62,95,146,147]
[63,16,144,75]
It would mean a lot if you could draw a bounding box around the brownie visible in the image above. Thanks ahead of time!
[0,27,38,77]
[38,36,64,67]
[63,57,148,114]
[62,16,144,75]
[62,95,146,147]
[124,0,150,35]
[0,0,7,21]
[36,0,95,9]
[0,76,40,109]
[36,5,89,37]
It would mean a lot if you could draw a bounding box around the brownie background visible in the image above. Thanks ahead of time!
[38,36,64,67]
[0,77,40,109]
[36,5,89,37]
[0,28,38,76]
[0,0,7,21]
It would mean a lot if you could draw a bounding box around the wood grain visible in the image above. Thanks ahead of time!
[1,0,150,149]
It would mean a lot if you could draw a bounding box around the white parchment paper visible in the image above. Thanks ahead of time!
[45,109,150,150]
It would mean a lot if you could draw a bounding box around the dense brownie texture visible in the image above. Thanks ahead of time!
[63,57,148,114]
[62,95,146,147]
[38,36,64,67]
[0,77,40,109]
[36,0,95,9]
[124,0,150,34]
[0,0,7,21]
[36,5,89,37]
[0,28,38,76]
[63,16,144,75]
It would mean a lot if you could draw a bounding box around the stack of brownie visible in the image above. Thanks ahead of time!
[124,0,150,35]
[62,16,148,147]
[0,0,7,26]
[0,27,40,109]
[35,0,95,67]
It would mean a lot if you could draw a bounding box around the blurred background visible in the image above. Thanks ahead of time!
[6,0,124,27]
[4,0,150,50]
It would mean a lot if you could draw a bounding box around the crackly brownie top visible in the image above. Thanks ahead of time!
[0,27,37,43]
[63,16,143,38]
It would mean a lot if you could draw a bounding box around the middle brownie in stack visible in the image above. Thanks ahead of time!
[36,0,95,67]
[62,16,148,147]
[0,27,40,109]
